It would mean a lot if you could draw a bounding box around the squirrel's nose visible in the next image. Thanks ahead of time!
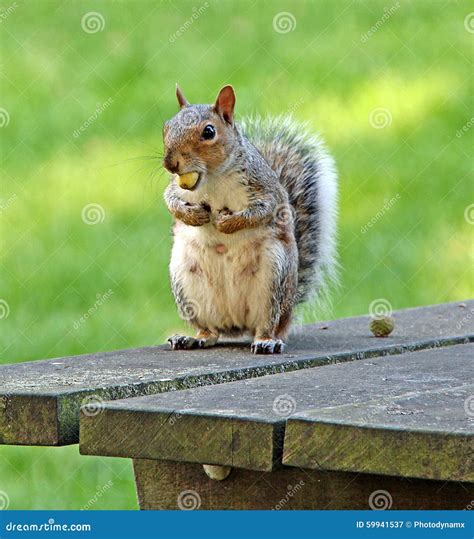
[164,154,181,174]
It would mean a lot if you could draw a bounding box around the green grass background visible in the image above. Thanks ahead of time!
[0,0,472,509]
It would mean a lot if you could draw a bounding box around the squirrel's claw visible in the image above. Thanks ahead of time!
[251,339,285,355]
[168,335,205,350]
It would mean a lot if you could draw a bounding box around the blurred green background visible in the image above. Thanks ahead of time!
[0,0,472,510]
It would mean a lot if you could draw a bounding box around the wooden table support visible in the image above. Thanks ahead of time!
[133,459,473,510]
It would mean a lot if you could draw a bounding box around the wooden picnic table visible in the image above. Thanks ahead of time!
[1,301,473,509]
[81,343,473,509]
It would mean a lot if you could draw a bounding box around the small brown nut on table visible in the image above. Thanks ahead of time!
[370,316,395,337]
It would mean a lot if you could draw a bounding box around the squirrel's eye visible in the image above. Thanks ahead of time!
[202,124,216,140]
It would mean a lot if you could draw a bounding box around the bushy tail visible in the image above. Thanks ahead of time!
[240,115,338,307]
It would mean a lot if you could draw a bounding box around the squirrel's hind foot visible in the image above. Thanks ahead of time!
[251,338,285,355]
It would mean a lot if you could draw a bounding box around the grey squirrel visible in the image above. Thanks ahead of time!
[163,85,338,354]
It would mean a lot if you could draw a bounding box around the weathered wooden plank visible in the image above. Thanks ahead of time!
[3,301,472,446]
[0,395,58,446]
[133,459,474,510]
[80,343,473,481]
[284,413,473,482]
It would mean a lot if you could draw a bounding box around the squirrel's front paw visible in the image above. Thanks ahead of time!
[215,210,245,234]
[177,204,210,226]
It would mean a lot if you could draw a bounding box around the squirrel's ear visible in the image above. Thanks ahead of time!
[176,84,189,109]
[214,85,236,126]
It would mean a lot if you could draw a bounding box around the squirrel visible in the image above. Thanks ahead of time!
[163,85,338,354]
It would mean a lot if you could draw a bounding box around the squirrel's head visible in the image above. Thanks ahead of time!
[163,85,238,189]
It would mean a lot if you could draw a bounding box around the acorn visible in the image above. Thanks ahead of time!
[176,172,199,190]
[370,316,394,337]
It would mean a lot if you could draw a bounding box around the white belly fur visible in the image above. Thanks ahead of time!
[170,174,284,335]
